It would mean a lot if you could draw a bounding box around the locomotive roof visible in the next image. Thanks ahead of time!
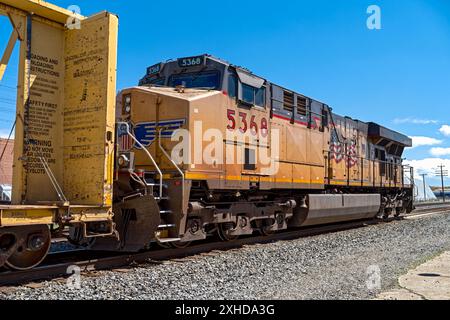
[368,122,412,147]
[140,54,412,147]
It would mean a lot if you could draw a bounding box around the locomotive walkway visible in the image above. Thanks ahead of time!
[377,251,450,300]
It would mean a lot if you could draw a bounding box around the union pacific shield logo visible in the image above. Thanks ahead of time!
[133,119,186,149]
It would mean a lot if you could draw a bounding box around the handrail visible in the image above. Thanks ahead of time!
[39,156,68,204]
[327,149,412,167]
[324,149,414,187]
[158,127,185,213]
[117,122,163,199]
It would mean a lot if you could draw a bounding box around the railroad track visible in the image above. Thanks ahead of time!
[1,205,450,287]
[413,202,450,212]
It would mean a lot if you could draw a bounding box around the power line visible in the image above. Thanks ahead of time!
[435,165,448,202]
[0,97,16,104]
[419,173,428,202]
[0,103,16,108]
[0,97,16,102]
[0,105,16,111]
[0,101,16,106]
[0,119,16,163]
[0,83,16,90]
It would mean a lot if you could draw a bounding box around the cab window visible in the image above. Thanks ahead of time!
[255,87,266,107]
[242,84,255,104]
[228,75,237,98]
[139,77,165,86]
[241,84,266,107]
[168,71,220,89]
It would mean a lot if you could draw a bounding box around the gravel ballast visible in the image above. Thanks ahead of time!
[1,212,450,300]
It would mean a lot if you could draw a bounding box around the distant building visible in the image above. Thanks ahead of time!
[0,138,14,186]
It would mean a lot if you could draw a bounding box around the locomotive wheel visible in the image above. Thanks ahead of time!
[258,219,276,236]
[217,223,239,242]
[5,225,51,271]
[157,242,172,249]
[260,226,275,236]
[171,241,192,249]
[382,208,393,220]
[394,207,405,218]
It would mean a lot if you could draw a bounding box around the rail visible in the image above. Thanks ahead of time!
[117,122,163,199]
[2,206,449,286]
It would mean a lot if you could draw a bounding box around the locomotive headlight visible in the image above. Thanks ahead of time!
[118,154,130,168]
[123,94,132,115]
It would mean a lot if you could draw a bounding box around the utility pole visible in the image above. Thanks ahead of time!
[419,173,428,202]
[435,165,448,203]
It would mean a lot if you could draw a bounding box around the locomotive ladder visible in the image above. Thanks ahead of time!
[153,127,186,243]
[117,122,183,243]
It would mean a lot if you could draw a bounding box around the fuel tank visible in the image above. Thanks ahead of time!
[289,194,381,227]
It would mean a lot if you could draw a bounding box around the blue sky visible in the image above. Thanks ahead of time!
[1,0,450,185]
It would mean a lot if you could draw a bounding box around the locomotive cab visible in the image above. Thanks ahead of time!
[139,54,269,110]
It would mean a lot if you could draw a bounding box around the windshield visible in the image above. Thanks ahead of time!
[168,71,220,89]
[140,77,165,86]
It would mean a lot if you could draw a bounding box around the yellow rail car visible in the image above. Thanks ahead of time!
[0,0,117,270]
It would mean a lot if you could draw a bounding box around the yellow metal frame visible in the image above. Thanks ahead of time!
[1,0,85,24]
[0,205,57,226]
[0,0,116,228]
[0,204,114,229]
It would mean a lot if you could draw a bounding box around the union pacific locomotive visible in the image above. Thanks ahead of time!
[88,54,414,250]
[0,51,414,270]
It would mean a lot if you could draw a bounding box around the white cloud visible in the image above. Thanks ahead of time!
[404,158,450,176]
[410,136,443,148]
[394,118,439,125]
[430,147,450,157]
[439,125,450,137]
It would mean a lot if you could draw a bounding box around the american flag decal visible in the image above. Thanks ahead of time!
[347,140,358,168]
[118,123,133,152]
[330,129,343,163]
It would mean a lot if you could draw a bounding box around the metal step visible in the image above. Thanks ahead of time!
[157,237,181,243]
[158,224,176,229]
[145,183,168,188]
[155,197,169,201]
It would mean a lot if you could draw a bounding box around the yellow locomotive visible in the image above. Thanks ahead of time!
[0,1,413,270]
[95,54,413,250]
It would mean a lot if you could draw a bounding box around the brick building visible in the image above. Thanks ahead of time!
[0,138,14,185]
